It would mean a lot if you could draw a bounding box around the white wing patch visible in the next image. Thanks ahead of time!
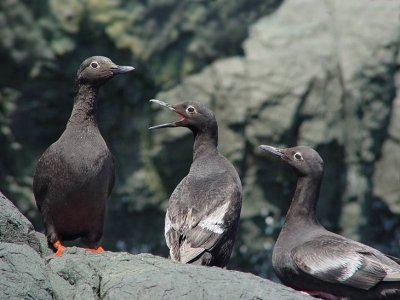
[198,202,229,234]
[165,212,172,235]
[338,257,363,281]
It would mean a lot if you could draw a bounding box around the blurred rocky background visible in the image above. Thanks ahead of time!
[1,0,399,279]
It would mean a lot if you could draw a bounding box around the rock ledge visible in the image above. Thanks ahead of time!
[0,191,310,299]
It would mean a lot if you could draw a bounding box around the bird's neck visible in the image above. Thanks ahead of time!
[192,127,218,161]
[283,175,322,227]
[68,83,99,126]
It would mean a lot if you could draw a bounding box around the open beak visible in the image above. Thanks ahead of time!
[112,65,135,75]
[259,145,286,159]
[149,99,187,130]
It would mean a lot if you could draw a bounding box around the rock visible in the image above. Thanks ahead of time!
[49,250,311,300]
[0,242,73,300]
[0,191,51,257]
[373,55,400,215]
[147,0,400,274]
[0,191,310,299]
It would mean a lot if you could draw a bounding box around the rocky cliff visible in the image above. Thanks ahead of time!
[0,191,310,300]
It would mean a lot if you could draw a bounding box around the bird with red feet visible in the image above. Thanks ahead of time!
[33,56,134,256]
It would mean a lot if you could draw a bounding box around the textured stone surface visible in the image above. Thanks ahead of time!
[0,243,56,300]
[0,192,310,299]
[147,0,400,274]
[0,191,51,256]
[48,250,311,300]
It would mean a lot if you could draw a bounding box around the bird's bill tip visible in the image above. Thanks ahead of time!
[113,65,135,74]
[149,99,174,109]
[259,145,285,158]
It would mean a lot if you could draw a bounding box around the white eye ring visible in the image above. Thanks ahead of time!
[90,61,99,69]
[186,106,196,113]
[294,152,303,160]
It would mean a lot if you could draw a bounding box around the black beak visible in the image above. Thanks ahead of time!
[112,65,135,75]
[149,99,184,130]
[259,145,286,158]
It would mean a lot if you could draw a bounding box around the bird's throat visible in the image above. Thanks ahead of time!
[192,129,218,161]
[284,175,322,227]
[69,84,99,125]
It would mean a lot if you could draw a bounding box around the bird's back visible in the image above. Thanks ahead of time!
[166,152,242,266]
[169,153,241,221]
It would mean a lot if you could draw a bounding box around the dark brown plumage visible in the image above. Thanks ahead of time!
[260,145,400,300]
[33,56,134,256]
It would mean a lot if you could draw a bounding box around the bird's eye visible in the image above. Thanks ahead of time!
[186,106,196,113]
[91,62,99,69]
[294,152,303,160]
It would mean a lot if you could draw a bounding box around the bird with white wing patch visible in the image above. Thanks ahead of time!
[149,100,242,267]
[259,145,400,300]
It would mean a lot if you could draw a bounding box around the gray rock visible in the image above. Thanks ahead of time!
[0,242,76,300]
[0,191,51,257]
[0,192,310,299]
[48,250,312,300]
[0,242,55,300]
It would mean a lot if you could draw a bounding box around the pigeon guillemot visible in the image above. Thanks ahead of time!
[259,145,400,300]
[33,56,134,256]
[150,99,242,267]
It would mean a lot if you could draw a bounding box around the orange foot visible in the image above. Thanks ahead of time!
[84,246,104,253]
[52,240,66,257]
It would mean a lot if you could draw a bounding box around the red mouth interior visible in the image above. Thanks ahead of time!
[174,110,186,123]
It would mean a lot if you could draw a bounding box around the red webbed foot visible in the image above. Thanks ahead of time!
[84,246,104,253]
[52,240,66,257]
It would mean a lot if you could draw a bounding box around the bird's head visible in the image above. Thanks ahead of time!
[149,100,217,133]
[76,56,134,86]
[259,145,323,178]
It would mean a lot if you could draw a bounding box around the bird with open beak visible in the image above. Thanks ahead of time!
[149,99,242,267]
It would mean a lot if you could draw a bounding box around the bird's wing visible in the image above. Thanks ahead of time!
[291,235,400,290]
[165,209,180,261]
[165,173,242,263]
[385,254,400,265]
[107,156,115,197]
[165,178,189,261]
[32,146,58,212]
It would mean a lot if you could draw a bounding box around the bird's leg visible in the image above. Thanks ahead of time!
[52,240,66,257]
[300,290,348,300]
[84,246,104,253]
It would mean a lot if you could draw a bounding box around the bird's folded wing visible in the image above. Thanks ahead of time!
[165,224,181,261]
[165,207,225,263]
[291,236,390,290]
[385,254,400,265]
[33,147,58,212]
[186,201,230,249]
[166,182,241,263]
[176,202,229,263]
[187,185,241,246]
